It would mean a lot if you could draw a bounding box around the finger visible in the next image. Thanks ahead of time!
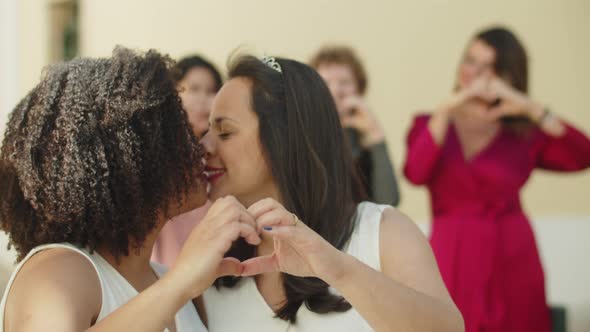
[340,117,354,128]
[240,255,278,276]
[247,198,279,219]
[344,97,370,115]
[239,209,257,231]
[256,209,293,232]
[261,224,299,242]
[211,206,242,228]
[217,257,244,277]
[340,96,359,109]
[235,222,262,245]
[202,197,228,220]
[212,198,249,228]
[216,222,261,253]
[207,195,241,217]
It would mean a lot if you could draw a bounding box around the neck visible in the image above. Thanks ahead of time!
[237,183,283,209]
[96,218,165,283]
[454,110,500,133]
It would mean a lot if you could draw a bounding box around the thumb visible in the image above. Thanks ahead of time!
[217,257,244,277]
[240,254,278,277]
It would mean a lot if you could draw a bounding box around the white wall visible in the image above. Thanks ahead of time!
[0,0,19,138]
[0,0,19,302]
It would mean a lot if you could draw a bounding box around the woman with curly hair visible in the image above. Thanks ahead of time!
[0,47,260,331]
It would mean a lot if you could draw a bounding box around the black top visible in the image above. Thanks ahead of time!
[347,129,400,206]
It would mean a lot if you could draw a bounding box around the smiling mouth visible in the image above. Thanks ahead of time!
[204,166,226,184]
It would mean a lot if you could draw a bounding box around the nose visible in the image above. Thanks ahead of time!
[200,131,214,159]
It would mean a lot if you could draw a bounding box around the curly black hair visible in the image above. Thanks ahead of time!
[0,47,205,261]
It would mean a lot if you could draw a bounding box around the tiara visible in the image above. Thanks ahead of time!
[261,56,282,73]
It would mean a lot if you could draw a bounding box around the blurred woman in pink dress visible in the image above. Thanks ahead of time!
[404,26,590,332]
[151,55,222,267]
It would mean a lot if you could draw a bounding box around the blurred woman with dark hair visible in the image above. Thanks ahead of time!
[152,54,223,268]
[404,26,590,331]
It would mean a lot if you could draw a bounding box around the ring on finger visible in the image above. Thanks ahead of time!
[291,213,299,227]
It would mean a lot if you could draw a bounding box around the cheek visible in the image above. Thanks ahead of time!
[342,82,357,96]
[181,94,200,113]
[235,143,269,179]
[325,82,340,98]
[458,64,476,87]
[186,111,201,132]
[230,142,272,189]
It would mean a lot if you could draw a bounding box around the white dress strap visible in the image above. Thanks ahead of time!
[0,243,103,332]
[0,243,205,332]
[345,201,389,271]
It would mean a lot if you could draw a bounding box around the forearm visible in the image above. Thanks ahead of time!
[87,272,193,332]
[528,103,566,137]
[325,254,463,332]
[427,106,452,145]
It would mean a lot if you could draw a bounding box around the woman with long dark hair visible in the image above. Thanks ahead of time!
[200,55,463,331]
[404,26,590,331]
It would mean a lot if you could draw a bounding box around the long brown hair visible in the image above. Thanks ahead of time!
[473,26,533,133]
[215,55,365,322]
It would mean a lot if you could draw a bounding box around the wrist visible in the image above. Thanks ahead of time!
[528,104,551,126]
[359,127,385,148]
[318,250,358,286]
[528,102,547,124]
[165,264,207,302]
[438,93,462,117]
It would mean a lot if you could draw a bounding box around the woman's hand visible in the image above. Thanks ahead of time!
[439,75,498,116]
[339,96,385,148]
[240,198,347,283]
[170,196,261,299]
[487,78,544,121]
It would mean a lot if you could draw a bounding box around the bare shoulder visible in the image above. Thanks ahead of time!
[378,207,451,301]
[4,248,102,331]
[379,206,428,251]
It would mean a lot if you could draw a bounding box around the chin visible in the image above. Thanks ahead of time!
[207,186,224,201]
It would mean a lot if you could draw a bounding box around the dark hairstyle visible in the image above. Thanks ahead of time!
[309,46,368,95]
[473,26,532,131]
[172,55,223,92]
[0,47,204,261]
[215,55,364,322]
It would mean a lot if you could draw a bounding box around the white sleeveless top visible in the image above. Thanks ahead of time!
[203,201,388,332]
[0,243,206,332]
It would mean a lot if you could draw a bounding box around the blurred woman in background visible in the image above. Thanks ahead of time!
[152,54,223,268]
[404,26,590,332]
[310,46,400,206]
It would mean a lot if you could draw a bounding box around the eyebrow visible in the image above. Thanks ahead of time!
[210,116,239,128]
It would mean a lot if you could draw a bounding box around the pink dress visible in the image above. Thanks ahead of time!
[404,114,590,332]
[151,202,211,268]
